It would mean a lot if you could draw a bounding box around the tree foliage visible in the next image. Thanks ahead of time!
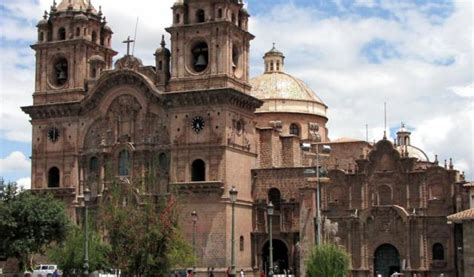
[48,225,111,275]
[100,180,193,276]
[0,180,69,270]
[306,243,350,277]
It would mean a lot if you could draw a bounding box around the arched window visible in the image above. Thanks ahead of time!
[89,157,99,174]
[91,31,97,43]
[159,153,168,170]
[433,243,444,260]
[58,27,66,40]
[218,9,223,18]
[196,9,205,23]
[378,185,392,205]
[175,13,181,24]
[191,159,205,181]
[240,236,244,251]
[289,123,300,136]
[118,150,130,176]
[48,167,60,188]
[39,32,44,42]
[268,188,281,211]
[76,27,80,37]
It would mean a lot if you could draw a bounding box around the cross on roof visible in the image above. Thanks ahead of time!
[123,36,134,56]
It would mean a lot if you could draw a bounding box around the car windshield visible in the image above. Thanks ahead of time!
[41,266,48,270]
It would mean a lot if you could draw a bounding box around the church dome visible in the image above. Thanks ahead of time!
[397,145,430,162]
[250,45,327,116]
[57,0,97,14]
[250,72,324,103]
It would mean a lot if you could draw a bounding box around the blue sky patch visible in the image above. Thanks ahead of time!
[361,38,401,64]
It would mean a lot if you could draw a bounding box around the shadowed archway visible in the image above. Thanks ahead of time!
[374,244,400,277]
[262,239,289,274]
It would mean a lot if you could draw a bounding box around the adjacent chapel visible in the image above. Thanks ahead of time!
[22,0,471,276]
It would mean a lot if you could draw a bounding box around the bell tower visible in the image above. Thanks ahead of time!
[32,0,117,105]
[166,0,253,93]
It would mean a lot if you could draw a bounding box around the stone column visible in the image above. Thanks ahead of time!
[298,185,317,277]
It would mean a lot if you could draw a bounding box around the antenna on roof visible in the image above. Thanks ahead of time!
[383,102,387,139]
[132,17,139,55]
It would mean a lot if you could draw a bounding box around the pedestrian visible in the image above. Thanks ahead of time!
[240,269,245,277]
[52,269,58,277]
[210,268,215,277]
[260,270,265,277]
[226,267,231,277]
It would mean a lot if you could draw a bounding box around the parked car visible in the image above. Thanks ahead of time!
[32,264,58,277]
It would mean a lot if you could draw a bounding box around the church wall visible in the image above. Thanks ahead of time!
[255,113,329,142]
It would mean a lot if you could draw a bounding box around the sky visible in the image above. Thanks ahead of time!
[0,0,472,189]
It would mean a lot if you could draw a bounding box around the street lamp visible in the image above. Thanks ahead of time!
[191,210,198,273]
[301,142,331,246]
[83,186,91,277]
[229,186,238,277]
[267,201,274,276]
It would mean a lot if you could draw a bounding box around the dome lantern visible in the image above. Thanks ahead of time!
[263,43,285,73]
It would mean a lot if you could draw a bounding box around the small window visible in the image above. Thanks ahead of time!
[175,13,181,24]
[39,32,44,42]
[276,61,280,71]
[158,153,168,170]
[433,243,444,260]
[91,67,97,78]
[270,62,274,71]
[240,236,244,251]
[91,31,97,43]
[48,167,60,188]
[196,9,205,23]
[231,13,236,24]
[76,27,80,37]
[289,123,300,136]
[268,188,281,211]
[89,157,99,173]
[118,150,130,176]
[191,159,205,181]
[158,61,163,70]
[58,27,66,40]
[218,9,223,18]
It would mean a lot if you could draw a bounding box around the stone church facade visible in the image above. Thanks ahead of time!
[22,0,470,276]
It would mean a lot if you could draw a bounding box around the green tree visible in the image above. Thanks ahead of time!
[48,225,111,275]
[100,180,193,276]
[0,181,69,271]
[306,243,350,277]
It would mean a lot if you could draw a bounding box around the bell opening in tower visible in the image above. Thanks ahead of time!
[192,41,209,73]
[52,57,68,86]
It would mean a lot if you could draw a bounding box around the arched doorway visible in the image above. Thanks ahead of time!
[262,239,289,275]
[374,244,400,277]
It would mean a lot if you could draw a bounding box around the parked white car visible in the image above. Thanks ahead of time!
[32,264,58,277]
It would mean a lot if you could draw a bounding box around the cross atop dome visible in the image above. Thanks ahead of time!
[263,43,285,73]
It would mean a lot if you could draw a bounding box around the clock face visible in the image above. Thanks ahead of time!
[48,127,60,142]
[191,116,205,133]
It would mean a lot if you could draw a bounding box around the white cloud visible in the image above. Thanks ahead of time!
[16,177,32,190]
[0,151,31,173]
[450,83,474,98]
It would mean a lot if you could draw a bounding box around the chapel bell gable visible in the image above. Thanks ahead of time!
[166,0,253,93]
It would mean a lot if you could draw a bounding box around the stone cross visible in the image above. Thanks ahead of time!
[123,36,134,56]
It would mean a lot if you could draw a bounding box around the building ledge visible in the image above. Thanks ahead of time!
[170,181,224,195]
